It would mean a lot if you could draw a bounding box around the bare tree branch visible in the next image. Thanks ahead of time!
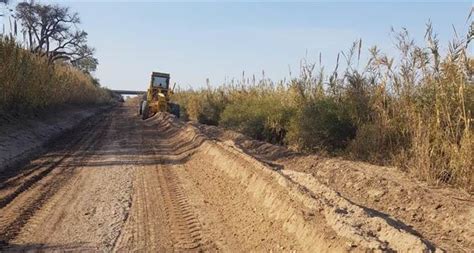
[15,2,97,73]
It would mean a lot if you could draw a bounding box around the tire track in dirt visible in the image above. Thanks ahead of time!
[11,115,121,247]
[0,112,108,209]
[0,114,112,246]
[0,161,51,191]
[112,119,171,252]
[2,106,138,251]
[115,117,216,252]
[150,118,218,252]
[113,164,171,252]
[156,164,215,251]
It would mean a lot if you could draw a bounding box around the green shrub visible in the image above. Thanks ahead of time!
[173,88,228,125]
[287,98,356,152]
[219,94,293,144]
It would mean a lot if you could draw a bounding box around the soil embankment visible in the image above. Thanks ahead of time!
[0,106,110,172]
[0,100,471,251]
[196,122,474,252]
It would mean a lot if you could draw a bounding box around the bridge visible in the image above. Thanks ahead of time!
[112,90,146,95]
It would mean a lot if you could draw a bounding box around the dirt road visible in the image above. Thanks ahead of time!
[0,102,445,252]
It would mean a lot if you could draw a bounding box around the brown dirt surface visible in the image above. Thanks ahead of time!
[0,100,466,252]
[197,122,474,252]
[0,105,110,172]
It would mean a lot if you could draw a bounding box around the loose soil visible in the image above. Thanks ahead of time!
[196,120,474,252]
[0,100,471,252]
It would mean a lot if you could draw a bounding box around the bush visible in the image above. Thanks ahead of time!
[174,88,227,125]
[219,94,293,144]
[288,98,356,152]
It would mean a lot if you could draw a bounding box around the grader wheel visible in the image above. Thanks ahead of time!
[141,101,149,120]
[169,103,180,118]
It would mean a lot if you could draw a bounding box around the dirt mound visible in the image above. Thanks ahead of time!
[192,119,473,252]
[152,115,436,252]
[282,155,474,252]
[192,123,295,161]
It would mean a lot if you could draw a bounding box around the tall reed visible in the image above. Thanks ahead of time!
[0,37,112,114]
[174,24,473,191]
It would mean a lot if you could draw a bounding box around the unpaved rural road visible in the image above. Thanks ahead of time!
[0,101,446,252]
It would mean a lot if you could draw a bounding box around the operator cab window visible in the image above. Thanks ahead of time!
[152,76,168,89]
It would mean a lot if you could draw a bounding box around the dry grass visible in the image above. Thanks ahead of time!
[175,24,473,191]
[0,37,112,114]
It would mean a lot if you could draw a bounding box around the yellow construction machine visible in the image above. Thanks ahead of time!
[139,72,180,120]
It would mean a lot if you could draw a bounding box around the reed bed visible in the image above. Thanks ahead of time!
[175,25,473,191]
[0,37,112,114]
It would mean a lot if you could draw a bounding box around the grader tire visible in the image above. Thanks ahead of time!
[142,101,149,120]
[170,103,180,118]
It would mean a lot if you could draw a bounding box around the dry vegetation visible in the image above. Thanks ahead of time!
[175,24,474,191]
[0,37,112,114]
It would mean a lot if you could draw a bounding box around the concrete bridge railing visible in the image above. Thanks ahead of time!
[112,90,146,95]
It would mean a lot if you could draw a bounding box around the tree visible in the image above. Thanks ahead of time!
[72,51,99,73]
[15,1,98,71]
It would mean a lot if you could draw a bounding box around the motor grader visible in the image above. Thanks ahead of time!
[139,72,180,120]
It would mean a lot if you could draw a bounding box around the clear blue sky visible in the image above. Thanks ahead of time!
[9,1,474,90]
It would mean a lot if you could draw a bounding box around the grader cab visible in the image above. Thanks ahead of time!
[139,72,180,120]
